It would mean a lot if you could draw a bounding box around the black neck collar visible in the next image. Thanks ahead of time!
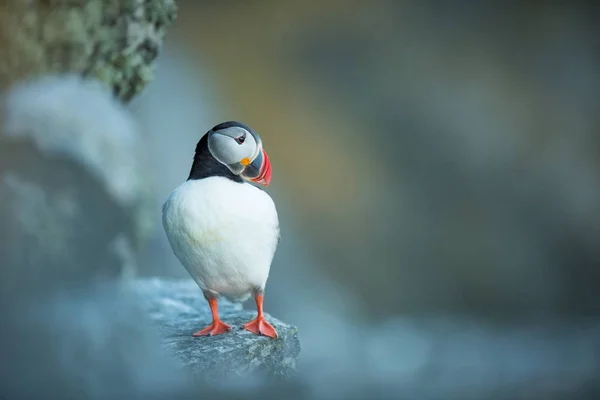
[187,134,244,183]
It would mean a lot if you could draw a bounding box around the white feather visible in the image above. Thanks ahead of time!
[161,177,279,301]
[208,128,258,165]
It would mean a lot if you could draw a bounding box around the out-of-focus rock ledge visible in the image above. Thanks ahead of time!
[131,278,301,380]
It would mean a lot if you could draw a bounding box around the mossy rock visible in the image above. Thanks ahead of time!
[0,0,177,102]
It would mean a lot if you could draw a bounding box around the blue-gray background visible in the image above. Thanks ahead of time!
[125,1,600,397]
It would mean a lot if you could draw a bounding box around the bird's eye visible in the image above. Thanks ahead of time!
[235,135,246,144]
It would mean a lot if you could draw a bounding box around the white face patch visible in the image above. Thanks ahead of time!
[208,126,259,168]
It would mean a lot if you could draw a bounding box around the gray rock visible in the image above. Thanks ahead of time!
[0,281,192,400]
[131,277,301,380]
[0,76,150,296]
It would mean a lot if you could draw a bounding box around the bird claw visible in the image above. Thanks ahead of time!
[243,317,278,338]
[192,320,232,337]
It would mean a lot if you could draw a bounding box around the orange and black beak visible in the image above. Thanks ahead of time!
[241,148,272,186]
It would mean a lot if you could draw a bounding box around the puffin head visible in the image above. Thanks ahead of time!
[207,121,272,186]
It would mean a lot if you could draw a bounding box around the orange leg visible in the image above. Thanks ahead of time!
[192,297,231,337]
[243,293,278,339]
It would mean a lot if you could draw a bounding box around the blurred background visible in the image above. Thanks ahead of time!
[127,0,600,397]
[2,0,600,399]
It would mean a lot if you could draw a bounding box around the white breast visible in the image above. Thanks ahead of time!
[161,177,280,300]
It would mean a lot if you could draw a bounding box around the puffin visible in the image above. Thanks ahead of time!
[161,121,279,338]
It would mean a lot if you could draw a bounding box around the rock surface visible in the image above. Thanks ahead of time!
[0,76,148,296]
[131,278,301,379]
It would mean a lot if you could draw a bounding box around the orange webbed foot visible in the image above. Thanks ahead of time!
[192,320,231,337]
[243,317,278,339]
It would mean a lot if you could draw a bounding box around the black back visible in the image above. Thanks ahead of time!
[211,120,254,133]
[187,132,244,183]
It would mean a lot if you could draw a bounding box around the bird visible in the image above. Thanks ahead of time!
[161,121,280,339]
